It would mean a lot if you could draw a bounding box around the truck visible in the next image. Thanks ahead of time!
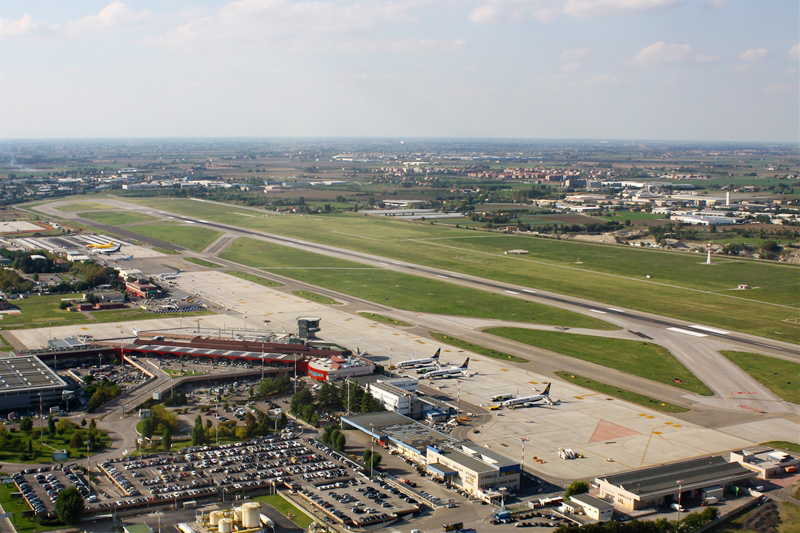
[702,497,719,506]
[442,523,463,532]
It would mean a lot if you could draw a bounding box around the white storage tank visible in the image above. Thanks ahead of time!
[242,502,262,528]
[209,511,222,526]
[233,508,242,522]
[218,518,233,533]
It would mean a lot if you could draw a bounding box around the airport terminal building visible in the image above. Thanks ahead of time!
[0,355,69,409]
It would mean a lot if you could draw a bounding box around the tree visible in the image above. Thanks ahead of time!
[565,480,590,499]
[48,417,56,436]
[19,417,33,433]
[162,427,172,453]
[55,487,85,525]
[192,415,206,446]
[363,450,382,471]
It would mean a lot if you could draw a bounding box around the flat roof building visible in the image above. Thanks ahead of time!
[0,355,68,409]
[596,456,756,510]
[427,441,520,500]
[730,449,800,479]
[567,494,614,522]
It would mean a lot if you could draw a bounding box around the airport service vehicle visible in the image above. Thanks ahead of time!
[443,522,463,531]
[491,392,514,402]
[425,358,470,379]
[501,383,554,409]
[397,348,441,368]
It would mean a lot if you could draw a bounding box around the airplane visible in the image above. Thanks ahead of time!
[114,255,134,261]
[396,348,441,368]
[159,270,181,279]
[132,323,138,337]
[501,383,554,409]
[424,358,470,379]
[96,244,121,255]
[86,241,116,249]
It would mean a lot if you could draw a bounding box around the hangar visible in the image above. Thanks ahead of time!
[595,456,757,510]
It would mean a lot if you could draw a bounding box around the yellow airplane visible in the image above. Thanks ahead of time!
[86,241,115,249]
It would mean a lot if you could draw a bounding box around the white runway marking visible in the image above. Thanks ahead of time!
[607,308,623,313]
[505,290,519,295]
[667,327,707,337]
[590,309,606,314]
[690,325,730,335]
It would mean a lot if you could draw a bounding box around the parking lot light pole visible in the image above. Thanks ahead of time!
[677,479,683,523]
[519,438,527,490]
[370,422,375,479]
[38,393,44,445]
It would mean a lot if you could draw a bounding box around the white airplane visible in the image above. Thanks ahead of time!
[115,255,133,261]
[501,383,554,409]
[425,358,470,379]
[96,244,121,255]
[132,323,138,337]
[396,348,441,368]
[159,270,181,279]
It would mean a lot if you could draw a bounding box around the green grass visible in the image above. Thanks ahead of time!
[0,482,64,533]
[430,333,528,363]
[599,212,667,221]
[227,271,283,287]
[164,369,207,377]
[120,197,800,341]
[222,238,616,329]
[125,223,223,251]
[291,290,341,305]
[720,351,800,404]
[153,246,180,254]
[55,201,118,212]
[184,257,222,268]
[253,494,314,529]
[761,441,800,454]
[357,312,412,327]
[0,429,110,464]
[486,328,714,395]
[555,372,689,413]
[78,210,158,225]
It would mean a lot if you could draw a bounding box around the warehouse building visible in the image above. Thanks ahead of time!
[0,355,69,409]
[595,456,757,510]
[427,441,521,500]
[729,449,799,479]
[566,493,614,522]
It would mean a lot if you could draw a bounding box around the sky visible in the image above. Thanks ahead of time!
[1,0,798,143]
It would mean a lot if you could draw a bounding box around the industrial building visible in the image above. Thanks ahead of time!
[426,441,521,501]
[729,449,799,479]
[351,375,452,421]
[595,456,757,510]
[0,355,69,409]
[564,493,614,522]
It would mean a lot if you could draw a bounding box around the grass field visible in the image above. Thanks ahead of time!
[55,201,118,212]
[357,312,412,327]
[227,271,283,287]
[720,351,800,404]
[291,290,340,305]
[184,257,222,268]
[126,223,223,251]
[253,494,314,529]
[555,371,689,413]
[221,237,616,329]
[153,246,180,254]
[761,441,800,454]
[118,197,800,341]
[485,328,714,395]
[430,332,528,363]
[78,210,158,225]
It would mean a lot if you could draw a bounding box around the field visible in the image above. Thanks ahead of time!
[77,211,158,225]
[54,201,118,212]
[227,271,283,287]
[184,257,222,268]
[357,312,412,327]
[485,328,714,395]
[125,223,223,251]
[291,290,340,305]
[429,332,527,363]
[555,372,689,413]
[720,351,800,404]
[253,494,314,529]
[119,197,800,341]
[220,237,616,329]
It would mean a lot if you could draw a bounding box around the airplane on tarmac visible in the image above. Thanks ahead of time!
[424,358,470,379]
[114,255,134,261]
[86,240,116,249]
[159,270,181,279]
[396,348,441,368]
[96,244,121,255]
[501,383,555,409]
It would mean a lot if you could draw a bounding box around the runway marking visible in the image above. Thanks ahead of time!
[689,325,730,335]
[667,327,707,337]
[590,309,606,314]
[589,420,641,443]
[607,308,623,312]
[505,290,519,295]
[391,261,401,265]
[437,275,448,279]
[451,274,462,278]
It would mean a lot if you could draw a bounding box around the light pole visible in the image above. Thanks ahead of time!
[215,414,219,446]
[456,380,463,420]
[370,422,375,479]
[676,479,683,524]
[38,393,44,445]
[519,438,528,491]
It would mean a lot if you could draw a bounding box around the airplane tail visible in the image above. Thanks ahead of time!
[460,358,470,369]
[432,348,441,360]
[542,383,551,395]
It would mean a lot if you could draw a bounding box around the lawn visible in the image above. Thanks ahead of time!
[118,197,800,341]
[227,271,283,287]
[357,312,412,327]
[78,211,159,225]
[720,351,800,404]
[253,493,314,529]
[555,372,689,413]
[291,290,341,305]
[485,328,714,395]
[55,201,118,212]
[153,247,181,254]
[184,257,222,268]
[761,441,800,454]
[221,237,616,329]
[125,223,223,251]
[430,333,528,363]
[0,429,110,464]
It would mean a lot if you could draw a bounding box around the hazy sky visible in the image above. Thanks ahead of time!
[1,0,798,142]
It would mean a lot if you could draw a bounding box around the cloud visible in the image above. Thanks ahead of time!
[694,53,718,63]
[762,83,789,94]
[563,0,686,18]
[632,41,692,66]
[469,4,501,23]
[562,62,581,71]
[562,47,592,60]
[789,44,800,60]
[706,0,728,7]
[390,38,466,53]
[585,73,619,85]
[740,48,769,61]
[0,14,42,37]
[468,0,686,23]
